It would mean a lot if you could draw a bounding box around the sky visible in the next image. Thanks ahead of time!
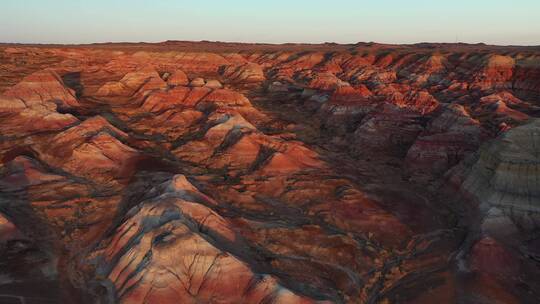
[1,0,539,45]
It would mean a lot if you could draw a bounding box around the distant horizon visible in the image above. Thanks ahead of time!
[2,0,539,46]
[1,39,539,48]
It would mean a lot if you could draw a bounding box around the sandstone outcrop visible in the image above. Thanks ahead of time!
[86,175,323,304]
[165,69,189,86]
[3,69,80,110]
[405,104,484,178]
[189,77,206,87]
[220,62,265,84]
[37,116,140,183]
[0,69,80,137]
[96,66,166,100]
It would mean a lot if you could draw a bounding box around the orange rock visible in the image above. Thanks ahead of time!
[0,213,22,242]
[200,88,251,108]
[96,66,166,99]
[38,116,139,182]
[189,77,206,87]
[0,97,78,137]
[330,85,373,102]
[89,175,319,304]
[166,69,189,86]
[220,62,265,84]
[3,69,80,110]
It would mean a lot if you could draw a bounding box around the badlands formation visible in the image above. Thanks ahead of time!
[0,41,539,303]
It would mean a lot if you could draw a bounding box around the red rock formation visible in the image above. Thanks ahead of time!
[471,55,515,91]
[204,79,223,89]
[474,91,531,129]
[0,69,80,137]
[220,62,265,84]
[172,52,230,74]
[397,53,451,85]
[86,174,324,304]
[165,69,189,86]
[96,66,166,101]
[373,84,439,114]
[405,104,484,178]
[0,155,119,251]
[313,85,374,134]
[189,77,206,87]
[3,69,80,109]
[0,99,78,137]
[36,116,140,183]
[300,71,350,91]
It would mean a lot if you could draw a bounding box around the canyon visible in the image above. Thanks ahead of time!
[0,41,539,303]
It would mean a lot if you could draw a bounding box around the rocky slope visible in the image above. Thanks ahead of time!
[0,42,539,303]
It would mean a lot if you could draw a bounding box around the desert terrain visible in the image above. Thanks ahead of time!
[0,41,539,303]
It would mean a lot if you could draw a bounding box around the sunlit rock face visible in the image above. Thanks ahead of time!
[0,42,540,303]
[86,175,324,304]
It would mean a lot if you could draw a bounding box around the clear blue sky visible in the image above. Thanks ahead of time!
[1,0,539,45]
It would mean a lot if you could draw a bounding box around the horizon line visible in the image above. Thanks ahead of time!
[1,39,539,48]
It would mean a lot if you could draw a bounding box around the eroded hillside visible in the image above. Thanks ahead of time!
[0,42,539,303]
